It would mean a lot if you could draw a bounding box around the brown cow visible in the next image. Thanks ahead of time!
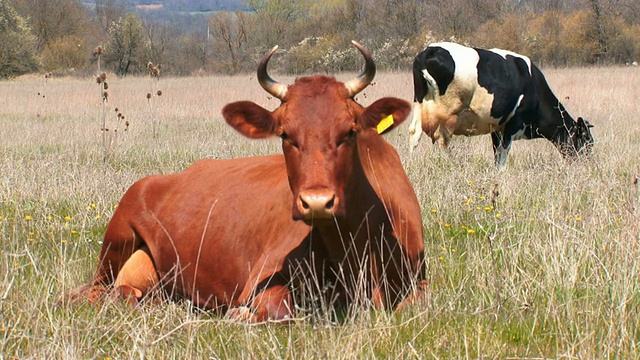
[68,41,427,322]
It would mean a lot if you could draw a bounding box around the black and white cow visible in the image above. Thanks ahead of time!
[408,42,594,166]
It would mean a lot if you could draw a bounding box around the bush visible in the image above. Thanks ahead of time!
[41,35,87,73]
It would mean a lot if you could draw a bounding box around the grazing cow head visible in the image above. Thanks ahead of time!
[572,117,594,156]
[223,41,411,223]
[561,116,594,158]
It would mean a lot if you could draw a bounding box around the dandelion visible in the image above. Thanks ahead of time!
[64,215,71,221]
[431,209,437,213]
[484,206,494,211]
[467,229,475,234]
[495,213,502,218]
[467,180,473,185]
[0,215,3,220]
[575,216,581,221]
[61,239,66,244]
[95,215,101,220]
[445,223,451,228]
[451,248,456,253]
[71,230,78,235]
[25,215,32,220]
[438,256,444,261]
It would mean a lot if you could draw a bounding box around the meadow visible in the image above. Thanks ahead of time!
[1,66,639,358]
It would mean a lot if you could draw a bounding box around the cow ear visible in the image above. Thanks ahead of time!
[222,101,278,138]
[359,97,411,135]
[578,117,594,128]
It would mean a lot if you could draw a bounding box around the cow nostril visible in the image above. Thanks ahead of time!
[325,196,335,210]
[300,197,310,210]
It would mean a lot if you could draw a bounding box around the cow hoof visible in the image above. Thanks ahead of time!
[225,306,257,323]
[111,285,144,306]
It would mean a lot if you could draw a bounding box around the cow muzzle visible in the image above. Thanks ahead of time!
[296,189,338,221]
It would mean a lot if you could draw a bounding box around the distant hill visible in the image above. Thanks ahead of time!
[83,0,250,13]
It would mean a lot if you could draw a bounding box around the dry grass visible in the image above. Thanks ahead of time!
[1,67,639,358]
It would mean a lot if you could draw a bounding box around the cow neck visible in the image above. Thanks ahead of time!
[535,84,577,148]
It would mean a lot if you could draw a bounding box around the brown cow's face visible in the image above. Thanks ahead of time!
[275,78,360,222]
[223,77,360,223]
[222,78,411,224]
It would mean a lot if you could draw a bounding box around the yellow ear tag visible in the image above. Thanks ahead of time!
[377,114,394,134]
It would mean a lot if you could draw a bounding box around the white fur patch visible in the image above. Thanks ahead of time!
[510,126,527,141]
[505,94,524,122]
[429,42,480,86]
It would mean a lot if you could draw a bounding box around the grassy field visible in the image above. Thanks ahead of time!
[1,67,639,358]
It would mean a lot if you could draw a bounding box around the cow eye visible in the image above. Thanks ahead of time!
[338,129,356,148]
[281,132,299,148]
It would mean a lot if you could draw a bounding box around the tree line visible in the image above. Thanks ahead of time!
[1,0,639,79]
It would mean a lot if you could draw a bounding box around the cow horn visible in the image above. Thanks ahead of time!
[344,40,376,97]
[257,45,288,100]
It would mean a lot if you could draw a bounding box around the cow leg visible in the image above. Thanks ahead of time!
[66,211,146,304]
[226,284,294,323]
[491,132,511,167]
[408,102,424,151]
[435,123,453,149]
[112,246,158,304]
[395,280,430,313]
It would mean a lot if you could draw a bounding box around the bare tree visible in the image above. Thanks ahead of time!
[12,0,88,51]
[209,11,251,73]
[104,12,145,75]
[246,0,302,48]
